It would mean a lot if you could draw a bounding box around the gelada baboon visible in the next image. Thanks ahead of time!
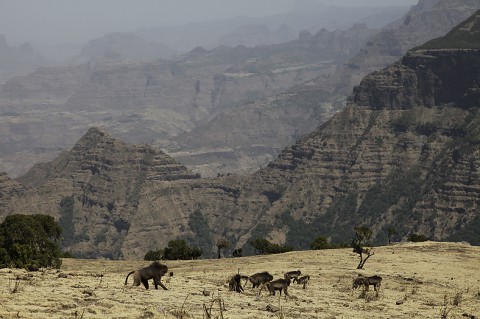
[266,278,291,296]
[284,270,301,283]
[296,275,310,289]
[125,261,168,290]
[352,275,382,291]
[228,274,249,293]
[248,271,273,288]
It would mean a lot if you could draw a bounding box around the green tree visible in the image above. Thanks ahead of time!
[216,238,231,259]
[0,214,62,269]
[249,238,292,255]
[250,238,271,255]
[387,226,398,245]
[163,239,202,260]
[144,249,164,261]
[310,236,331,250]
[232,248,243,257]
[408,233,429,242]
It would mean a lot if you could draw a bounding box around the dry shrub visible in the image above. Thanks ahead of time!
[9,278,21,293]
[452,291,462,306]
[170,309,192,319]
[358,290,380,302]
[400,282,419,302]
[336,274,353,293]
[411,284,419,295]
[440,294,451,319]
[169,294,194,319]
[203,294,226,319]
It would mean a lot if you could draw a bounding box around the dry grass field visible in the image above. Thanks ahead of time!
[0,241,479,319]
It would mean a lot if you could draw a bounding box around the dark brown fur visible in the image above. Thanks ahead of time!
[296,275,310,289]
[267,278,291,296]
[284,270,301,283]
[125,261,168,290]
[228,274,248,293]
[352,275,382,291]
[248,271,273,288]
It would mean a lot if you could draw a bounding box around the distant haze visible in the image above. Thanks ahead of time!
[1,0,418,46]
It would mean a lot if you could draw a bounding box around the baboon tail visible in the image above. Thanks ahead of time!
[125,271,135,285]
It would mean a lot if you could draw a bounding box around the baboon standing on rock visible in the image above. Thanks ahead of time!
[125,261,168,290]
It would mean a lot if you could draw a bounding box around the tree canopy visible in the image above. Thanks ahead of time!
[249,238,292,255]
[163,239,202,260]
[0,214,62,269]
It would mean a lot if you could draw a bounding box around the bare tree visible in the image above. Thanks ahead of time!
[351,226,374,269]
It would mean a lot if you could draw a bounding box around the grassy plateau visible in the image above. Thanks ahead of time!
[0,241,479,319]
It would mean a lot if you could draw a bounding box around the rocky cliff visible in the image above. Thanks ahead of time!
[167,0,480,177]
[245,10,480,247]
[2,10,480,259]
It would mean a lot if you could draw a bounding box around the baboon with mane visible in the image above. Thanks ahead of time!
[248,271,273,288]
[228,274,249,293]
[125,261,168,290]
[267,278,291,296]
[352,275,382,292]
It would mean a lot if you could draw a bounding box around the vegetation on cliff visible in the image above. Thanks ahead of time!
[416,9,480,49]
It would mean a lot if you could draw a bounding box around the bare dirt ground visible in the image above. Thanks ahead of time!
[0,241,479,319]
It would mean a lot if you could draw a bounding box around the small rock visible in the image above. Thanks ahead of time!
[82,289,95,297]
[58,273,68,278]
[266,304,280,313]
[202,290,210,296]
[396,300,404,305]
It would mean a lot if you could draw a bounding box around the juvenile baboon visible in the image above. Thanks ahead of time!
[284,270,301,283]
[296,275,310,289]
[249,271,273,288]
[352,275,382,291]
[228,274,248,293]
[266,278,291,296]
[125,261,168,290]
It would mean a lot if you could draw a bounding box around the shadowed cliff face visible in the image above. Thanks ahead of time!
[166,0,480,177]
[353,49,480,109]
[353,9,480,110]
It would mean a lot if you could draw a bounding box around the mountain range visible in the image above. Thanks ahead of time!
[1,0,478,180]
[1,6,479,259]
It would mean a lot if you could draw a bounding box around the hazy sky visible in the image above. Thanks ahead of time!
[0,0,418,45]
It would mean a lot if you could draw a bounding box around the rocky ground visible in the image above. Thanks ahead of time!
[0,241,479,319]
